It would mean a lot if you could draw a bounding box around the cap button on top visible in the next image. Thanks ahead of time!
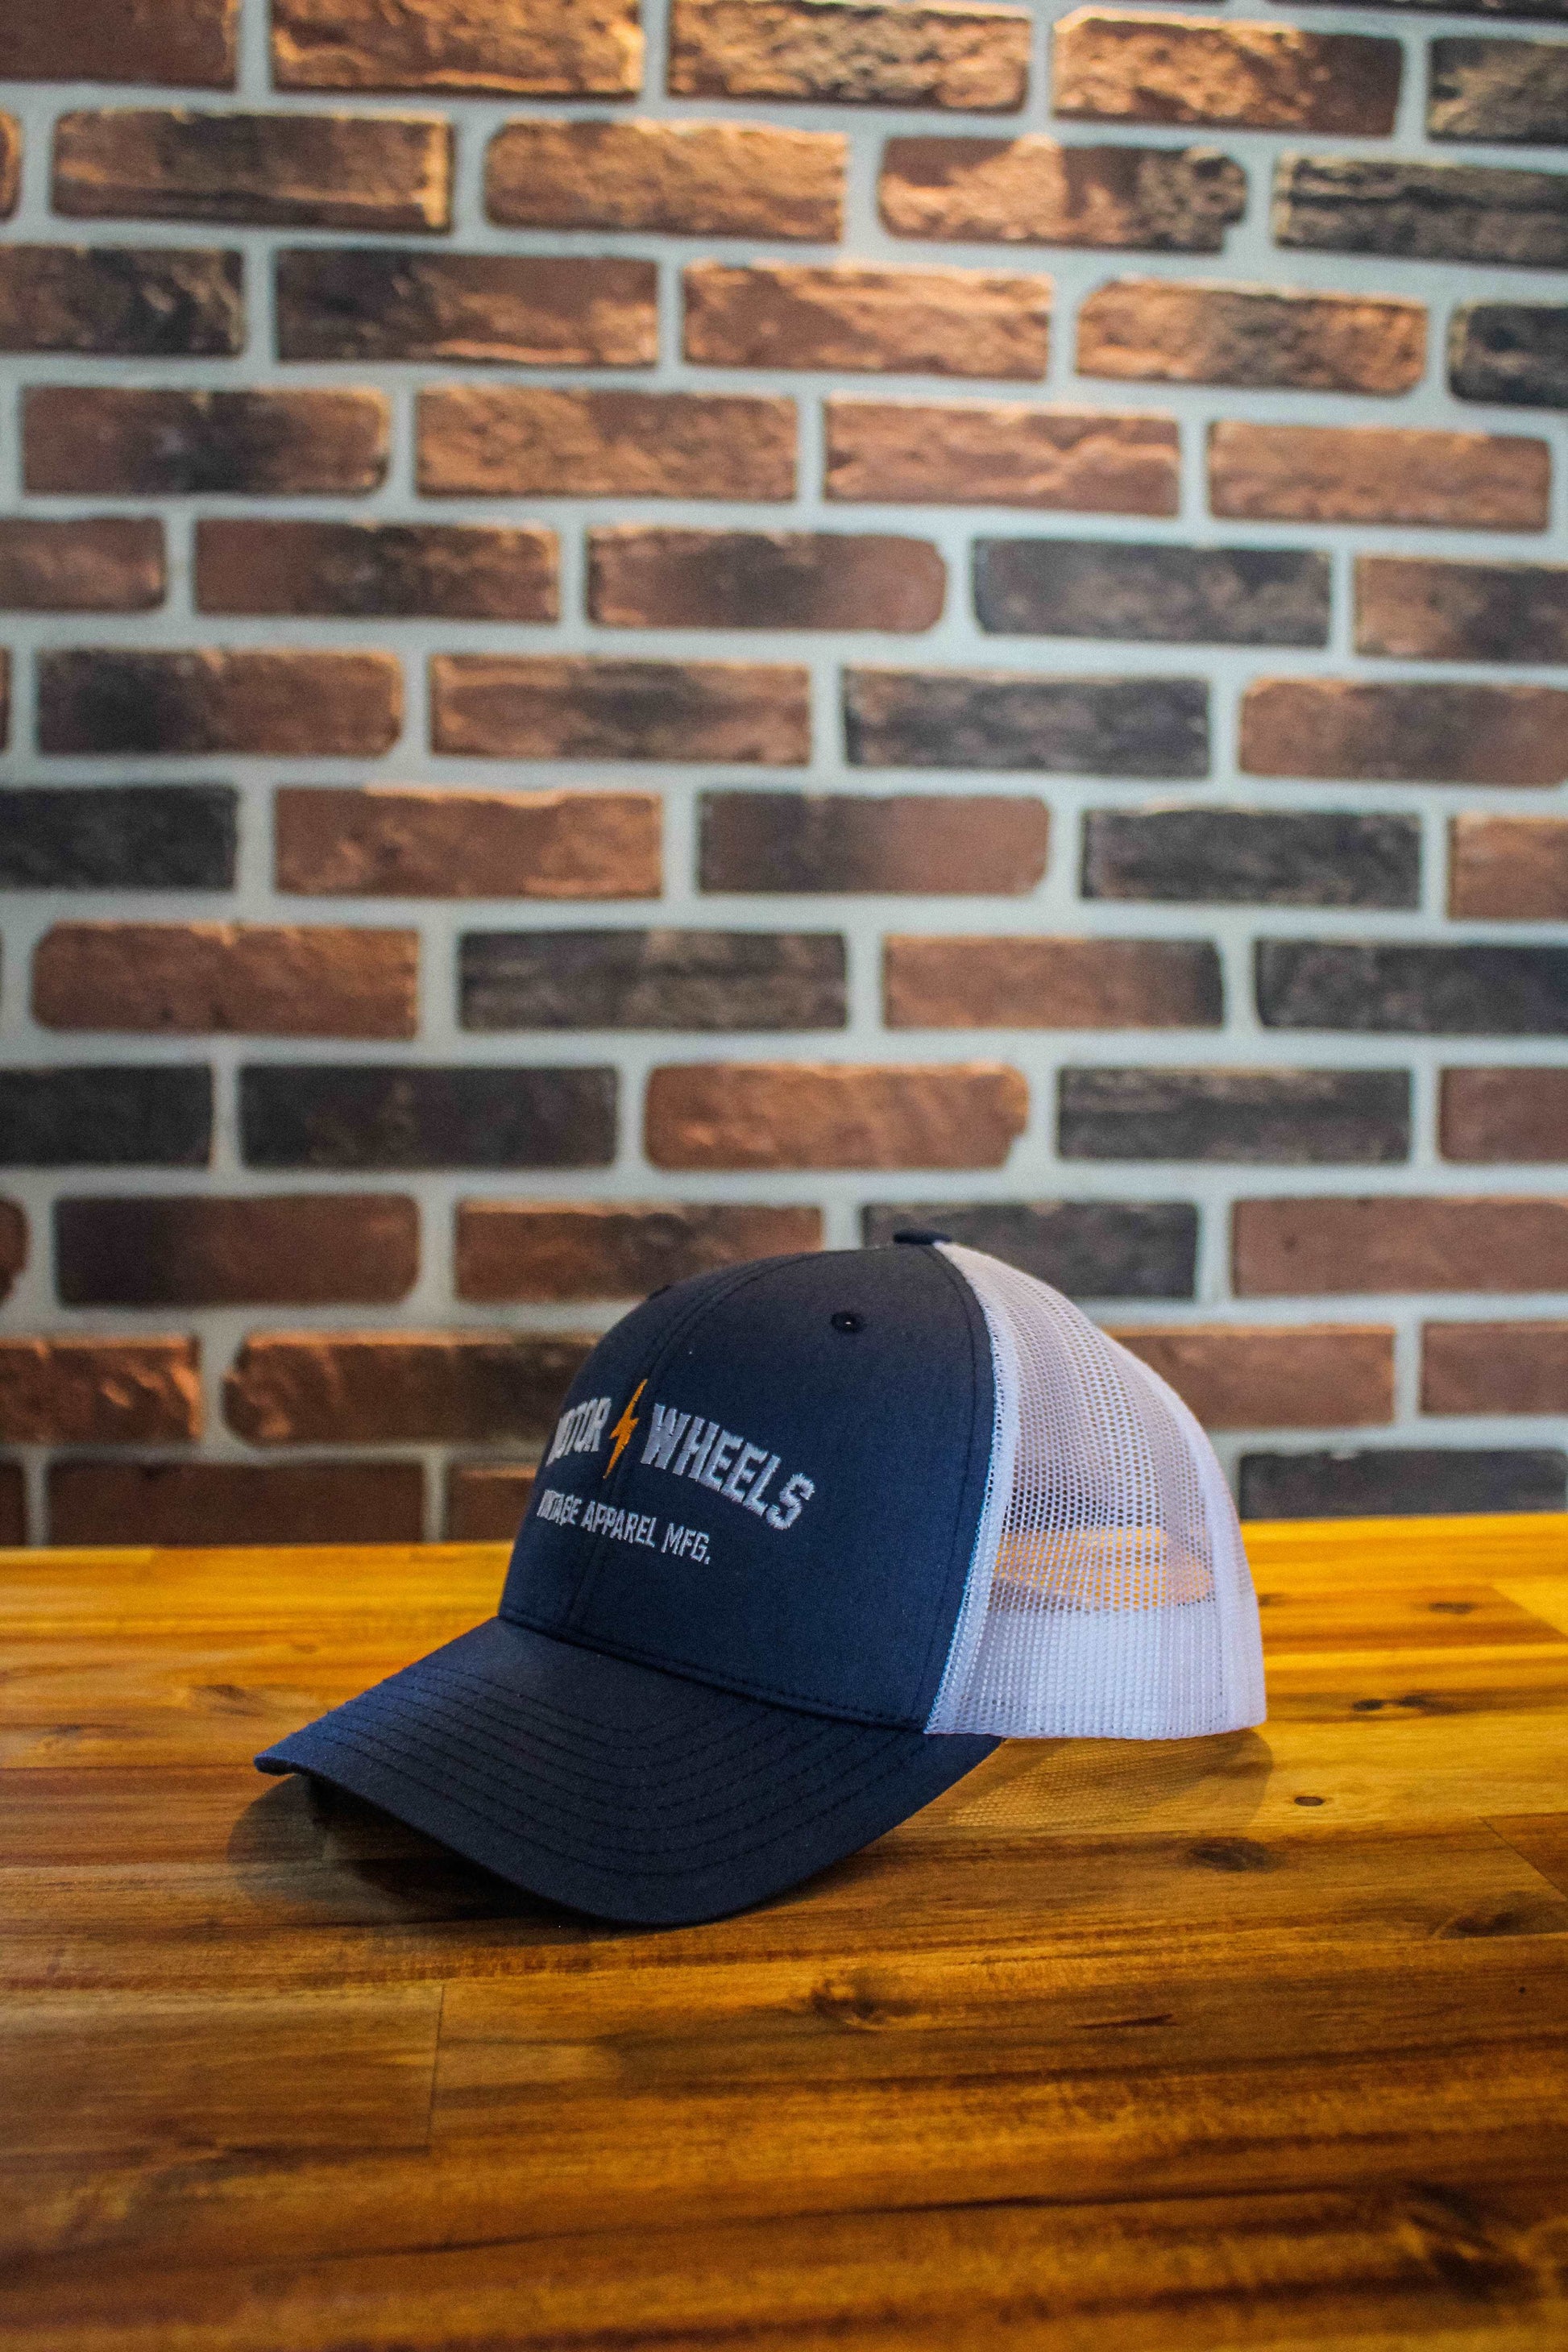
[892,1228,952,1246]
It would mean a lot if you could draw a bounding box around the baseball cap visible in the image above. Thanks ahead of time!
[257,1236,1265,1926]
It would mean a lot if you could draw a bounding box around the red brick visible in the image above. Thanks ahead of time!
[54,1194,418,1306]
[825,398,1177,514]
[0,1463,22,1548]
[588,529,944,632]
[0,2,238,88]
[668,0,1031,110]
[0,1336,199,1444]
[224,1331,595,1444]
[684,261,1051,380]
[0,114,18,218]
[1241,679,1568,789]
[446,1463,536,1542]
[0,1200,25,1302]
[1233,1195,1568,1296]
[457,1201,823,1301]
[487,118,844,239]
[195,519,557,624]
[0,245,242,357]
[431,655,810,765]
[879,135,1245,252]
[24,386,390,498]
[273,0,642,96]
[276,786,662,902]
[1209,421,1550,532]
[1078,280,1425,393]
[1356,556,1568,665]
[52,109,451,231]
[885,936,1222,1028]
[48,1461,424,1548]
[37,648,402,757]
[1110,1323,1395,1429]
[1054,10,1401,134]
[417,387,795,502]
[277,249,657,367]
[32,923,418,1039]
[699,790,1049,894]
[1422,1321,1568,1417]
[645,1061,1028,1169]
[0,518,163,612]
[1450,818,1568,921]
[1440,1069,1568,1165]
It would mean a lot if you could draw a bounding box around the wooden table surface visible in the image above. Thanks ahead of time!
[2,1515,1566,2351]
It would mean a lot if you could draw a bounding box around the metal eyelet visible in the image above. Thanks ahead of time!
[831,1311,865,1334]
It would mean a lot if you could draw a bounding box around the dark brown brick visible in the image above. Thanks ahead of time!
[48,1461,425,1548]
[1450,817,1568,921]
[1208,420,1550,530]
[0,1200,24,1302]
[446,1464,535,1543]
[225,1331,595,1446]
[1234,1193,1568,1294]
[33,923,417,1039]
[1440,1068,1568,1163]
[1083,806,1420,910]
[589,529,944,632]
[25,386,390,497]
[1276,154,1568,269]
[668,0,1031,110]
[976,538,1329,645]
[879,136,1246,251]
[1429,39,1568,143]
[462,929,846,1031]
[0,1463,22,1548]
[861,1197,1197,1298]
[240,1064,616,1172]
[684,261,1051,379]
[277,249,657,367]
[38,648,402,757]
[0,786,234,891]
[0,245,242,356]
[431,655,810,765]
[646,1061,1028,1169]
[1078,279,1425,392]
[273,0,643,97]
[487,118,844,239]
[1110,1323,1395,1429]
[52,109,452,230]
[1056,12,1401,132]
[1060,1067,1410,1164]
[0,114,18,217]
[418,387,795,502]
[0,2,238,89]
[1450,302,1568,409]
[0,518,164,612]
[886,935,1222,1029]
[699,790,1049,894]
[456,1201,823,1301]
[1241,679,1568,788]
[276,786,661,902]
[825,398,1179,513]
[1424,1321,1568,1415]
[0,1067,212,1168]
[1238,1447,1566,1524]
[1357,556,1568,664]
[196,519,558,623]
[845,667,1209,778]
[1257,942,1568,1036]
[0,1337,199,1444]
[55,1194,418,1307]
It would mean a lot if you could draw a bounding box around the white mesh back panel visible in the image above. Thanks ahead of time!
[929,1245,1266,1740]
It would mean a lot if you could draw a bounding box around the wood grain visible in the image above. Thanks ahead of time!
[0,1513,1564,2348]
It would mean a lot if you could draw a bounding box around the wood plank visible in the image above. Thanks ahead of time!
[1488,1815,1568,1898]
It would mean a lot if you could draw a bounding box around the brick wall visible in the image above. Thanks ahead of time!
[1,0,1566,1548]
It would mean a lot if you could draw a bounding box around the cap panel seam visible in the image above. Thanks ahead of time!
[906,1241,995,1724]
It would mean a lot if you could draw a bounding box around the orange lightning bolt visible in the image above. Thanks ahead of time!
[603,1380,645,1479]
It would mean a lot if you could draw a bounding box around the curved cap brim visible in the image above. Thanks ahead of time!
[255,1618,996,1927]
